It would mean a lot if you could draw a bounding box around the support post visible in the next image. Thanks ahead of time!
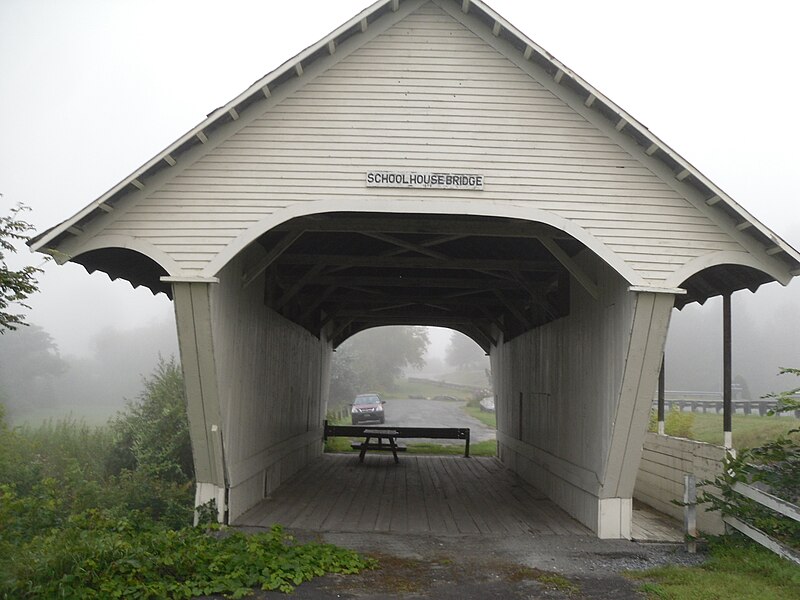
[658,355,666,435]
[723,293,732,449]
[684,473,697,554]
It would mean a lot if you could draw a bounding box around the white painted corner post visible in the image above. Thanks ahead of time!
[164,276,228,524]
[598,289,675,538]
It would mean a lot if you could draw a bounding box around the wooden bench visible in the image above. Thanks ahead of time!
[324,421,472,459]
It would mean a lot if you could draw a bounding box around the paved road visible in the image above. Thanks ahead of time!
[381,397,496,443]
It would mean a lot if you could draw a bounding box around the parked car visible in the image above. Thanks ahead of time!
[350,393,385,424]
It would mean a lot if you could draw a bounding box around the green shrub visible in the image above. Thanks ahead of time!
[2,519,374,599]
[648,405,695,438]
[108,356,193,483]
[699,431,799,550]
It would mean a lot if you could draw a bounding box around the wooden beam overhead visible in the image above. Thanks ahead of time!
[228,108,239,120]
[391,0,399,11]
[296,285,338,324]
[278,253,560,273]
[461,0,470,13]
[131,178,145,190]
[362,232,450,260]
[615,117,627,131]
[705,195,722,205]
[539,237,599,300]
[492,21,502,36]
[261,84,271,98]
[584,93,596,107]
[241,230,304,288]
[274,263,327,310]
[310,275,524,290]
[295,63,304,77]
[280,216,567,239]
[327,39,336,55]
[196,131,208,144]
[676,168,691,181]
[493,289,531,329]
[645,143,659,156]
[554,69,564,84]
[360,17,368,33]
[163,154,177,166]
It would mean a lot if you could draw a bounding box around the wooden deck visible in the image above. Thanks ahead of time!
[234,454,682,541]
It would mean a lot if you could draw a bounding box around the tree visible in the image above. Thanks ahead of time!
[331,326,430,398]
[1,201,43,333]
[445,330,487,370]
[0,324,67,419]
[765,367,800,415]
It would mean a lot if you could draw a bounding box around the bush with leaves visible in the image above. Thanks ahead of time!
[699,435,799,550]
[699,369,799,550]
[648,405,695,438]
[764,367,800,415]
[108,356,194,483]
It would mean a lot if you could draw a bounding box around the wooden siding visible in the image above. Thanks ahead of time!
[95,1,745,283]
[209,244,329,521]
[492,252,637,531]
[634,432,725,535]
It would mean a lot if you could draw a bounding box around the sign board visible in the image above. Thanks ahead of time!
[366,171,484,190]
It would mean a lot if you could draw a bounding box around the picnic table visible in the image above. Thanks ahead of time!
[356,429,404,463]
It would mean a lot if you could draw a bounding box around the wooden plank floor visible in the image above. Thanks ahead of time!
[631,501,684,542]
[235,454,592,536]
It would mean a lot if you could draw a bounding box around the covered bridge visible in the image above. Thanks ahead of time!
[31,0,800,538]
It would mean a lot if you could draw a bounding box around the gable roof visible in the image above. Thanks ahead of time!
[30,0,800,288]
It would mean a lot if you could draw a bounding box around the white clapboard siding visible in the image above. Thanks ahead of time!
[99,2,745,280]
[634,432,726,534]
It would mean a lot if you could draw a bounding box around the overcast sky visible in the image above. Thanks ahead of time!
[2,0,798,358]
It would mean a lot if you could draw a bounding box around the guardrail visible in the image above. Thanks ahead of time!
[653,397,796,417]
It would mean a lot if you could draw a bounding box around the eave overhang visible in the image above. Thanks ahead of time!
[29,0,800,290]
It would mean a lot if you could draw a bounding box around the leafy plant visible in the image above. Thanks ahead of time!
[764,367,800,415]
[0,201,43,333]
[108,356,193,483]
[648,405,695,438]
[699,431,799,549]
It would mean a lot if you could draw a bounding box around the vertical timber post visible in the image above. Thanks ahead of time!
[657,355,666,435]
[723,293,732,449]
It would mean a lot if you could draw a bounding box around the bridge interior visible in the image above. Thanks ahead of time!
[243,212,585,350]
[235,454,681,542]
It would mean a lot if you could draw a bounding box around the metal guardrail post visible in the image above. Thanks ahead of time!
[684,473,697,554]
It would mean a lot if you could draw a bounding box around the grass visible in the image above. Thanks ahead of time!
[689,413,799,449]
[627,536,800,600]
[380,379,475,401]
[463,405,497,429]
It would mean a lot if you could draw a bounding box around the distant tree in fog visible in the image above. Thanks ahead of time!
[0,202,43,333]
[0,324,67,418]
[330,326,429,402]
[445,331,487,370]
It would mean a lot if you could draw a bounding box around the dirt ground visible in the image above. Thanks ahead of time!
[230,529,704,599]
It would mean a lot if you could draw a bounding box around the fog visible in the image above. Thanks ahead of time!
[1,0,798,422]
